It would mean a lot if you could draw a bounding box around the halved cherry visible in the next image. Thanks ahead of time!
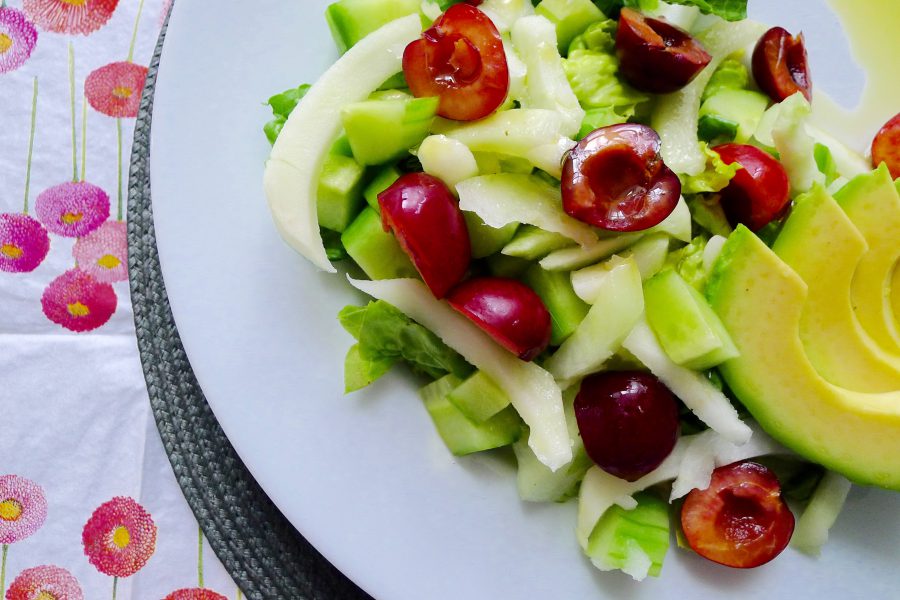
[681,461,795,569]
[713,143,790,231]
[872,112,900,178]
[447,277,551,361]
[403,4,509,121]
[616,8,712,94]
[378,173,471,298]
[562,124,681,232]
[752,26,812,102]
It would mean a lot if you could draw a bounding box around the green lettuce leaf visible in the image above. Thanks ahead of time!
[567,19,617,54]
[680,143,741,195]
[338,301,472,392]
[263,83,311,145]
[702,57,749,101]
[664,236,709,291]
[564,51,649,121]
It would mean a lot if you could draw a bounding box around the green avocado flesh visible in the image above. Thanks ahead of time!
[834,164,900,356]
[772,185,900,391]
[708,226,900,490]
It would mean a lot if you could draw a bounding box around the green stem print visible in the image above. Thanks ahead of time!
[127,0,146,63]
[23,77,37,214]
[1,544,8,599]
[112,575,118,600]
[68,43,77,183]
[197,525,205,588]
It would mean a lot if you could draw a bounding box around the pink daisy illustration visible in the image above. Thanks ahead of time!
[85,61,148,118]
[163,589,229,600]
[72,219,127,283]
[41,268,117,333]
[22,0,118,36]
[5,565,83,600]
[82,497,156,579]
[0,475,48,545]
[0,6,38,74]
[34,181,110,238]
[0,214,50,274]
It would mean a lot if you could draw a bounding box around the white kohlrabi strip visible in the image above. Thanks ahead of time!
[648,2,700,31]
[702,235,728,274]
[419,0,441,20]
[545,257,644,387]
[264,15,422,272]
[571,235,670,303]
[418,135,479,189]
[576,428,783,549]
[653,20,767,176]
[504,40,528,107]
[623,320,753,444]
[770,93,826,194]
[511,15,585,138]
[791,471,852,556]
[456,174,597,247]
[479,0,535,34]
[348,277,573,471]
[433,109,575,178]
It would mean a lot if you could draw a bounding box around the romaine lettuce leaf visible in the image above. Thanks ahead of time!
[702,57,749,101]
[264,84,311,144]
[680,143,741,195]
[564,50,649,118]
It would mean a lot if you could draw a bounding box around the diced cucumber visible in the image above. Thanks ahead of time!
[473,152,535,175]
[368,88,413,101]
[420,375,524,456]
[447,370,511,422]
[699,89,769,144]
[585,492,670,580]
[341,207,418,279]
[502,225,572,260]
[485,254,532,278]
[363,164,402,212]
[377,71,408,91]
[317,152,367,232]
[342,97,440,165]
[522,264,590,346]
[464,212,520,259]
[514,387,592,503]
[644,269,738,370]
[325,0,421,53]
[535,0,604,53]
[698,113,739,143]
[330,134,354,157]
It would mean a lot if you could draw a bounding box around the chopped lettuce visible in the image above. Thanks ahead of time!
[814,142,840,186]
[767,92,825,194]
[702,57,749,101]
[264,84,311,144]
[338,300,471,392]
[567,18,616,54]
[680,143,741,195]
[594,0,746,21]
[664,236,708,291]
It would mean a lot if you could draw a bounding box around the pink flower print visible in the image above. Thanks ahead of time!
[163,589,229,600]
[41,268,117,333]
[5,565,84,600]
[85,62,148,119]
[0,214,50,274]
[34,181,110,238]
[82,497,156,578]
[0,475,47,545]
[0,7,38,74]
[72,220,127,283]
[22,0,118,36]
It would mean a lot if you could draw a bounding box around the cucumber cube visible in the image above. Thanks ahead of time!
[447,370,511,422]
[325,0,421,53]
[699,89,769,144]
[341,207,418,280]
[420,375,523,456]
[644,269,739,370]
[501,225,573,260]
[522,264,590,346]
[317,152,366,232]
[485,254,532,279]
[342,97,440,166]
[363,164,402,212]
[586,492,670,579]
[535,0,604,53]
[464,212,520,259]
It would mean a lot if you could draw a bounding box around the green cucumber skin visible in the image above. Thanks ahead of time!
[317,153,366,232]
[447,370,511,422]
[523,265,590,346]
[325,0,421,53]
[342,97,439,166]
[341,207,418,280]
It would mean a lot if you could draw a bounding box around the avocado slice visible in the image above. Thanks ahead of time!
[772,185,900,391]
[834,164,900,355]
[708,226,900,490]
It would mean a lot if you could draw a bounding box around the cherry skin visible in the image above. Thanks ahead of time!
[681,461,795,569]
[713,144,791,232]
[377,173,471,298]
[447,277,551,361]
[574,371,680,482]
[872,112,900,179]
[403,4,509,121]
[616,8,712,94]
[562,124,681,232]
[752,26,812,103]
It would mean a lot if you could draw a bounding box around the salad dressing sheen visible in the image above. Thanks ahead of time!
[812,0,900,152]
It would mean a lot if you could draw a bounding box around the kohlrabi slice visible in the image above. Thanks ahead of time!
[349,277,573,471]
[264,14,421,272]
[791,471,852,556]
[418,135,480,189]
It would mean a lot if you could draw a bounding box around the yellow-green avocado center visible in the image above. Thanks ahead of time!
[708,226,900,490]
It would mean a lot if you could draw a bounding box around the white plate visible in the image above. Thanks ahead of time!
[150,2,900,598]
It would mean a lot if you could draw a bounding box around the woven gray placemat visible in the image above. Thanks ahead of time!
[126,9,372,600]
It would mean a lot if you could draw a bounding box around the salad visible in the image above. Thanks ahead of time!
[263,0,900,581]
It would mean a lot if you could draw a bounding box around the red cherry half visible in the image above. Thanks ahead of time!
[713,143,790,232]
[872,112,900,179]
[447,277,551,361]
[752,26,812,103]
